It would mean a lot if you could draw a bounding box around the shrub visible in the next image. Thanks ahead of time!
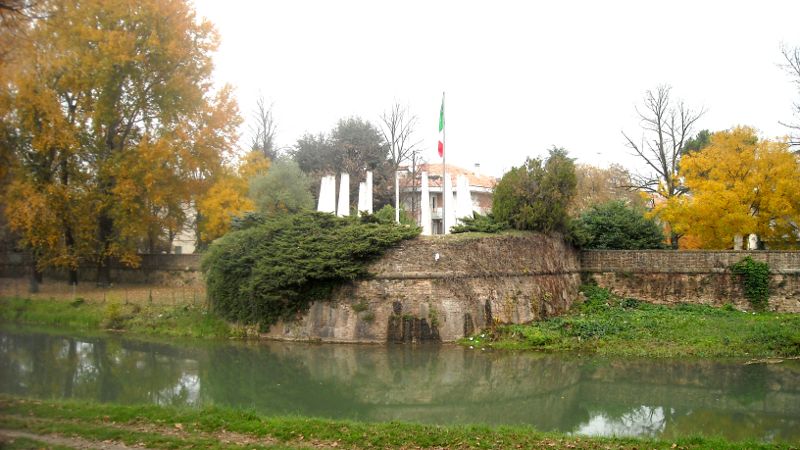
[572,201,665,249]
[371,204,416,226]
[493,147,576,233]
[201,211,419,327]
[451,212,508,234]
[730,256,770,310]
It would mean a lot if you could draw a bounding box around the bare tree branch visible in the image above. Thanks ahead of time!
[249,95,277,160]
[623,85,705,199]
[379,101,421,170]
[779,43,800,149]
[622,85,705,248]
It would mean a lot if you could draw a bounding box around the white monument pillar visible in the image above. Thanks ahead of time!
[317,175,336,214]
[357,181,368,214]
[365,170,373,214]
[420,172,432,236]
[734,234,744,251]
[394,171,400,223]
[455,174,472,224]
[747,233,759,250]
[336,173,350,217]
[443,172,456,234]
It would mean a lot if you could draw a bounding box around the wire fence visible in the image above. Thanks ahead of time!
[0,277,207,307]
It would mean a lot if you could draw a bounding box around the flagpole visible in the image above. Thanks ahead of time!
[441,91,446,235]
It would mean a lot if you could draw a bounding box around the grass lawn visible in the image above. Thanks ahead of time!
[0,296,256,340]
[0,395,795,450]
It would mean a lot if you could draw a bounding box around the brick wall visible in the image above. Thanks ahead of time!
[581,250,800,312]
[0,252,202,286]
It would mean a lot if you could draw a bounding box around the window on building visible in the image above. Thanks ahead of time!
[173,246,182,255]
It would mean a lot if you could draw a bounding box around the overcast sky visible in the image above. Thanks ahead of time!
[193,0,800,178]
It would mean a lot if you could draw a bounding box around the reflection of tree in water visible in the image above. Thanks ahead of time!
[199,341,586,427]
[200,342,364,418]
[3,328,800,442]
[575,406,668,437]
[0,330,200,407]
[572,359,800,442]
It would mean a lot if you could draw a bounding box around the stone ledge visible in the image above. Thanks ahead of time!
[371,270,582,280]
[581,269,800,275]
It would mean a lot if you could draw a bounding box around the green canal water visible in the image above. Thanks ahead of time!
[1,326,799,443]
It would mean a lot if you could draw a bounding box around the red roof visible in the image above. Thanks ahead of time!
[403,163,497,189]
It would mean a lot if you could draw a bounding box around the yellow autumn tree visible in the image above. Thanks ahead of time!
[1,0,241,285]
[659,126,800,248]
[569,163,643,216]
[196,151,270,244]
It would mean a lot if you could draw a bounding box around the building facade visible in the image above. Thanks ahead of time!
[400,163,497,235]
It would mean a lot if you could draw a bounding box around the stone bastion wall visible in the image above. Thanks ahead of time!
[264,235,582,343]
[2,241,800,341]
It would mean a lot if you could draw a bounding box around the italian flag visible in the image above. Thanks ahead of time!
[438,95,445,157]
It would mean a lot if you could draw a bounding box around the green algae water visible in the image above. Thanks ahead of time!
[1,326,798,443]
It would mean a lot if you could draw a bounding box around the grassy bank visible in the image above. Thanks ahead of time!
[0,296,256,340]
[469,286,800,358]
[0,396,793,450]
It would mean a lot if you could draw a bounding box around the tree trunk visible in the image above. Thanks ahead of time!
[29,256,42,293]
[670,231,680,250]
[96,213,113,287]
[61,159,78,285]
[65,228,78,285]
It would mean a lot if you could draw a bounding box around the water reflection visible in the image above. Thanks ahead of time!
[1,327,799,443]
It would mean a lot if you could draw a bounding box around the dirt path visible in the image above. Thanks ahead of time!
[0,414,340,450]
[0,428,146,450]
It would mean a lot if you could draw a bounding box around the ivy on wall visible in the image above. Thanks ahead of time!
[730,256,770,310]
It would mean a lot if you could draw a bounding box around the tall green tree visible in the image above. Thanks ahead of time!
[249,159,314,215]
[681,129,712,154]
[493,147,577,233]
[290,117,391,209]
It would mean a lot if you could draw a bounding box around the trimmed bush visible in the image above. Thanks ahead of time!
[572,200,665,249]
[451,212,508,234]
[201,211,419,328]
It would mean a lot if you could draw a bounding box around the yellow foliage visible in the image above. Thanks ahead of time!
[658,126,800,248]
[1,0,242,269]
[239,150,271,179]
[197,175,254,243]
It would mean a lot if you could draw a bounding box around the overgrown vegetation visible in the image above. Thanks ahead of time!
[0,395,790,450]
[451,212,508,233]
[731,256,771,310]
[571,200,665,249]
[202,211,419,329]
[0,297,247,339]
[469,286,800,357]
